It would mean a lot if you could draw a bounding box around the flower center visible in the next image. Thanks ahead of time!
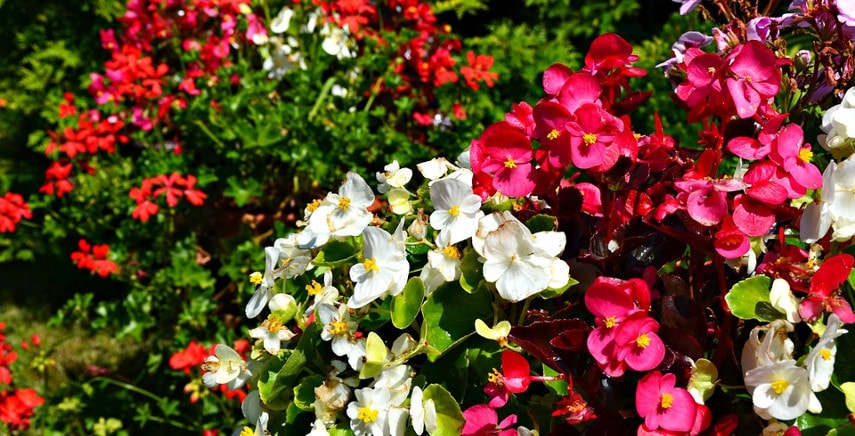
[488,368,505,385]
[449,205,460,217]
[266,316,283,333]
[635,333,651,349]
[338,196,352,210]
[772,378,789,395]
[820,348,832,361]
[442,245,460,259]
[239,426,254,436]
[363,257,379,272]
[306,280,323,296]
[306,198,321,213]
[799,147,813,163]
[583,133,597,145]
[547,129,560,140]
[357,406,379,423]
[249,272,263,285]
[660,393,673,409]
[504,157,517,169]
[329,319,348,336]
[604,316,616,328]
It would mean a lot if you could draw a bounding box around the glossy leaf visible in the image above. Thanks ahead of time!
[724,275,774,321]
[421,282,492,361]
[422,384,465,436]
[391,277,424,329]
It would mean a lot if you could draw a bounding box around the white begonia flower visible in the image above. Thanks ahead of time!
[375,364,413,406]
[386,407,410,436]
[270,7,294,33]
[472,211,512,256]
[245,234,312,319]
[249,313,297,355]
[201,344,251,390]
[801,161,836,243]
[308,172,375,238]
[828,156,855,241]
[263,38,306,80]
[317,303,360,357]
[314,360,356,423]
[347,386,392,436]
[417,157,453,181]
[387,188,412,215]
[429,178,484,245]
[531,230,570,289]
[479,216,566,302]
[321,24,356,59]
[409,386,438,435]
[419,238,462,294]
[744,359,812,420]
[769,279,801,323]
[376,161,413,194]
[307,419,331,436]
[805,314,847,392]
[245,245,281,319]
[348,223,410,309]
[819,87,855,152]
[304,270,340,316]
[475,319,511,347]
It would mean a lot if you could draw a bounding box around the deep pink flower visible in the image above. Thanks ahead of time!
[714,216,750,259]
[636,372,698,433]
[724,41,781,118]
[533,101,575,168]
[542,63,574,96]
[565,104,621,169]
[585,277,651,376]
[614,314,665,372]
[768,123,822,191]
[732,195,775,236]
[471,122,537,197]
[799,254,855,323]
[557,72,602,113]
[461,405,518,436]
[505,102,535,137]
[484,350,531,407]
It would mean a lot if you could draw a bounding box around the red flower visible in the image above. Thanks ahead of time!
[70,239,118,277]
[799,254,855,323]
[460,51,499,90]
[40,162,74,197]
[0,193,32,234]
[169,340,209,375]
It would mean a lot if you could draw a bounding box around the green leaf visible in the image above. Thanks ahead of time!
[539,276,579,299]
[725,276,774,321]
[458,247,483,293]
[313,240,359,267]
[687,358,718,403]
[293,375,325,411]
[422,384,465,436]
[259,324,318,410]
[542,364,568,396]
[257,353,290,411]
[391,277,424,329]
[421,282,493,361]
[525,214,557,233]
[841,382,855,413]
[359,332,387,379]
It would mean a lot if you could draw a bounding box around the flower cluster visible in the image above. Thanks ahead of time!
[70,239,119,278]
[169,339,250,405]
[0,323,44,432]
[129,173,207,222]
[0,192,32,234]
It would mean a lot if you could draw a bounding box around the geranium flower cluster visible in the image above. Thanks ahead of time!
[129,173,207,222]
[70,239,119,278]
[0,323,45,432]
[0,192,32,234]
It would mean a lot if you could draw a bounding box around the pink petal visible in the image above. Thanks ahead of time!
[686,186,727,226]
[728,136,770,160]
[732,196,775,236]
[543,63,574,95]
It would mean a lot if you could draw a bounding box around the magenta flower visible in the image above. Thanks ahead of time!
[471,121,537,197]
[484,350,532,407]
[557,72,602,113]
[533,101,575,168]
[768,123,822,191]
[565,104,622,169]
[675,178,741,227]
[461,405,518,436]
[732,194,776,237]
[614,314,665,372]
[636,371,698,433]
[585,277,651,376]
[714,216,750,259]
[724,41,781,118]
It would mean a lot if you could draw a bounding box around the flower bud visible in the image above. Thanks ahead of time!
[407,209,428,240]
[269,293,298,323]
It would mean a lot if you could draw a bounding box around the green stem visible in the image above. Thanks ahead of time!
[517,297,533,326]
[193,120,226,148]
[308,77,337,121]
[90,377,193,431]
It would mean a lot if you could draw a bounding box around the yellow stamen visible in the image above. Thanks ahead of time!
[306,199,321,213]
[487,368,504,385]
[820,349,832,361]
[449,205,460,217]
[604,316,616,328]
[442,245,460,259]
[583,133,597,145]
[249,272,263,285]
[306,280,323,296]
[636,333,651,349]
[772,379,789,395]
[547,129,560,140]
[504,157,517,169]
[239,426,254,436]
[357,407,379,423]
[660,393,673,409]
[799,147,813,163]
[338,196,352,210]
[329,320,348,336]
[363,258,379,272]
[266,316,283,333]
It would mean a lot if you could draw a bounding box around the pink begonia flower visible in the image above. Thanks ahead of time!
[542,63,573,96]
[533,101,575,168]
[768,123,822,190]
[585,277,651,377]
[727,136,771,160]
[505,101,535,137]
[461,405,517,436]
[675,49,725,121]
[565,103,622,169]
[724,41,781,119]
[614,314,665,372]
[637,405,711,435]
[636,372,698,433]
[732,194,776,236]
[742,161,789,205]
[799,253,855,323]
[675,177,743,227]
[472,121,538,197]
[714,216,750,259]
[576,182,603,217]
[557,72,602,113]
